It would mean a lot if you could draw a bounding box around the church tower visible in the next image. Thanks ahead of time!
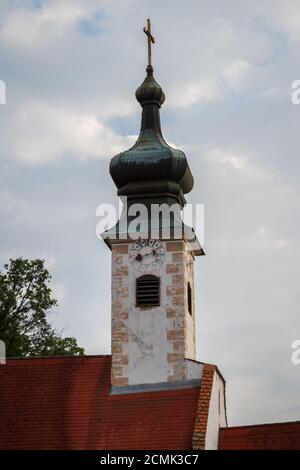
[103,19,204,388]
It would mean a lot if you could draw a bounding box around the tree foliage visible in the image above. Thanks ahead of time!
[0,258,84,357]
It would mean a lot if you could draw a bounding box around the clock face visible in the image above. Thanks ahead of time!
[129,239,165,273]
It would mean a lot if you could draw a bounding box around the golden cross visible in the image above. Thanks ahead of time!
[143,18,155,67]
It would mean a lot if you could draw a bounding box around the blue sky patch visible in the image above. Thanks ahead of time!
[78,9,106,37]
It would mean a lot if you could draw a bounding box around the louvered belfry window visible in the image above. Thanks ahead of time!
[136,275,160,307]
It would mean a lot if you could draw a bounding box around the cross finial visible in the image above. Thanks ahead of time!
[143,18,155,67]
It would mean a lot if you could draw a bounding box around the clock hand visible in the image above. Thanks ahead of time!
[144,249,157,257]
[135,250,156,261]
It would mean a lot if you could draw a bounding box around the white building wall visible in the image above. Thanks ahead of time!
[111,240,198,386]
[184,250,196,360]
[205,371,227,450]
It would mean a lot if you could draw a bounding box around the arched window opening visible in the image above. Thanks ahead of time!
[187,281,192,316]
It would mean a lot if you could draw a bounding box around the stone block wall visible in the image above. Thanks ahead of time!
[111,240,197,386]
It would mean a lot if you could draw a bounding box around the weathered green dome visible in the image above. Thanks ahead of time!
[110,65,194,207]
[135,65,165,106]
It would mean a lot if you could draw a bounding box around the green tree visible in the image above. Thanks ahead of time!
[0,258,84,357]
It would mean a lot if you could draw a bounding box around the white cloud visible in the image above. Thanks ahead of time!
[0,186,29,225]
[169,81,216,107]
[262,0,300,43]
[275,239,287,248]
[259,87,281,99]
[206,148,272,183]
[256,227,287,249]
[213,17,234,48]
[0,2,85,47]
[43,256,57,269]
[7,102,135,163]
[207,148,247,171]
[168,59,252,108]
[258,226,267,236]
[221,59,251,87]
[52,282,66,304]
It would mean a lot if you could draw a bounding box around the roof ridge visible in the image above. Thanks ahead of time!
[5,354,111,360]
[221,420,300,430]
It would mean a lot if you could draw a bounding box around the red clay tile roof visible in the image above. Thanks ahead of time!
[219,422,300,450]
[192,363,216,449]
[0,356,202,450]
[2,355,298,450]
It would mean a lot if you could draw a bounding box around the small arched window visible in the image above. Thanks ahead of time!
[136,275,160,307]
[187,281,192,316]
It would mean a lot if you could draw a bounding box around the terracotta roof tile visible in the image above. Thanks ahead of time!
[0,356,200,450]
[192,364,216,450]
[219,422,300,450]
[2,356,297,450]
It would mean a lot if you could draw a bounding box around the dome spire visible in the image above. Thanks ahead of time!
[109,20,194,208]
[135,18,165,107]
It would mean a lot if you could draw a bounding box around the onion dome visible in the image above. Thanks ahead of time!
[109,65,194,207]
[135,65,165,107]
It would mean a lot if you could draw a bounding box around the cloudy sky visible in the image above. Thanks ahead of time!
[1,0,300,426]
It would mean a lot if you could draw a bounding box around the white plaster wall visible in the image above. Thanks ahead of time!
[184,251,196,360]
[112,239,198,385]
[123,241,174,385]
[205,372,227,450]
[184,359,203,380]
[123,309,173,384]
